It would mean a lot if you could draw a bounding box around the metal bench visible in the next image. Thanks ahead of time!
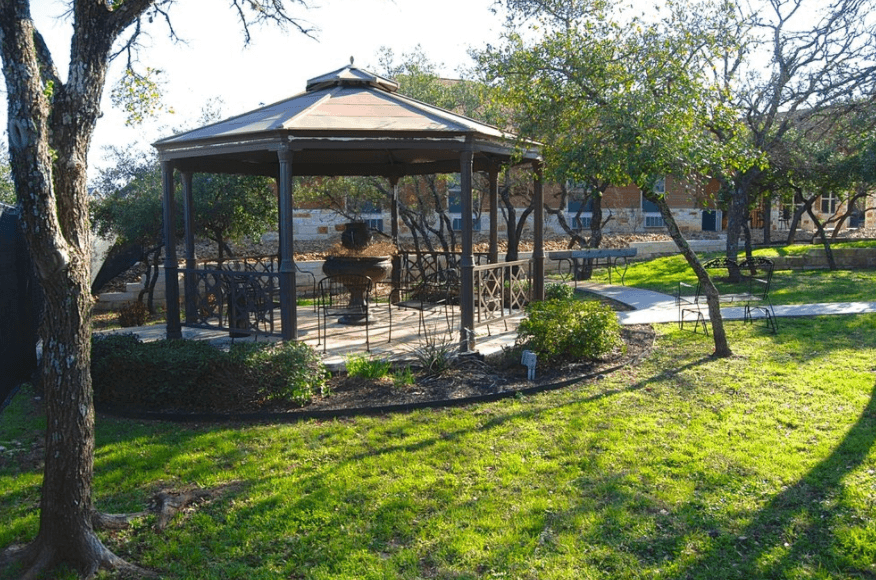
[548,248,638,286]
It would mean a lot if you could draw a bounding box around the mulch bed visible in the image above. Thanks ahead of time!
[286,324,655,416]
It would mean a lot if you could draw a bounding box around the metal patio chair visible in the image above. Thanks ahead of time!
[317,274,374,352]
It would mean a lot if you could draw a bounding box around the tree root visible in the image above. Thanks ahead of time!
[148,488,213,530]
[91,487,213,532]
[2,487,215,578]
[1,534,157,580]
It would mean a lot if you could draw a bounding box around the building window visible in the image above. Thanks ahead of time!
[364,217,384,232]
[642,195,665,228]
[448,187,480,232]
[347,198,382,215]
[346,199,383,232]
[654,177,666,195]
[570,215,592,230]
[448,190,462,213]
[820,193,838,214]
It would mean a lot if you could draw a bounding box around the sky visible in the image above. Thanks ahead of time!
[11,0,506,177]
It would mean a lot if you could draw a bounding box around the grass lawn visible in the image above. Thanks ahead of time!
[2,258,876,579]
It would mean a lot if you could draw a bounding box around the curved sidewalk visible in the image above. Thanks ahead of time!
[575,282,876,325]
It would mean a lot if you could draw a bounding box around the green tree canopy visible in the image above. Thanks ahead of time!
[91,145,165,249]
[480,0,761,356]
[191,171,277,260]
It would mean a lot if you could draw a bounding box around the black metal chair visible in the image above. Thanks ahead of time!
[223,273,276,339]
[677,256,777,335]
[739,257,777,333]
[317,274,374,352]
[388,268,458,341]
[676,280,709,335]
[294,262,318,312]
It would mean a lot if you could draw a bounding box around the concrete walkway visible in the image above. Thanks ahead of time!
[575,282,876,325]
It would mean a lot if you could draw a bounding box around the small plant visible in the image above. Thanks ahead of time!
[544,282,575,301]
[392,366,416,387]
[233,341,330,405]
[517,297,622,362]
[410,335,457,375]
[118,301,148,327]
[346,354,392,379]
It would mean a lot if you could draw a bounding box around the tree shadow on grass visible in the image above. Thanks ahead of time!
[666,380,876,579]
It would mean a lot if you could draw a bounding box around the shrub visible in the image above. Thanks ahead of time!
[517,297,623,362]
[91,335,328,411]
[232,341,330,405]
[544,282,575,302]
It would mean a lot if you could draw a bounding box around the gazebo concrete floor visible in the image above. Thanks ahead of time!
[101,304,525,372]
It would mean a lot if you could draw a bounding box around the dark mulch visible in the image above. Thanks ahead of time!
[270,324,655,416]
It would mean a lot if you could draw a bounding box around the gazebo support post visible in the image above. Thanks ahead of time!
[277,145,298,340]
[533,161,545,301]
[488,165,499,264]
[182,172,197,324]
[459,144,475,351]
[162,160,182,339]
[389,176,401,290]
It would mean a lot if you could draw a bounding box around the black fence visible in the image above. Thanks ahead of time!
[0,204,39,406]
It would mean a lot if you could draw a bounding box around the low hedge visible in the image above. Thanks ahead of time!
[91,334,329,412]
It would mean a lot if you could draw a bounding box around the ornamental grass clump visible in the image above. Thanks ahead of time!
[345,354,393,379]
[517,296,623,362]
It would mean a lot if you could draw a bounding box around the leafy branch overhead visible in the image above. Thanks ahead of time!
[110,67,174,126]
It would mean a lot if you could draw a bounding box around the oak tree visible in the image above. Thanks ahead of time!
[481,0,758,356]
[717,0,876,255]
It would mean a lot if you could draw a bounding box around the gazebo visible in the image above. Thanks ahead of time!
[153,64,544,351]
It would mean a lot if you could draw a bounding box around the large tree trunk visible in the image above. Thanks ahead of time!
[762,192,772,244]
[0,2,152,577]
[807,206,838,270]
[725,180,748,262]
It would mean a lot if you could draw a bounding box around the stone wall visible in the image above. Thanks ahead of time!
[771,247,876,270]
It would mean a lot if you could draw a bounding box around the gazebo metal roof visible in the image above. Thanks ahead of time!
[153,64,540,177]
[154,64,544,350]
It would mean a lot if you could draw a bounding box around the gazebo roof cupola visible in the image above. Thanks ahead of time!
[305,62,400,93]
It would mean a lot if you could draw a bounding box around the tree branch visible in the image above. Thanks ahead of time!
[230,0,317,45]
[32,30,62,91]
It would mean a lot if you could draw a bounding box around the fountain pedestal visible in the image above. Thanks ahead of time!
[321,256,392,325]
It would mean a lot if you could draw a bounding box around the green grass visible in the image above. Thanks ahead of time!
[589,244,876,305]
[2,265,876,579]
